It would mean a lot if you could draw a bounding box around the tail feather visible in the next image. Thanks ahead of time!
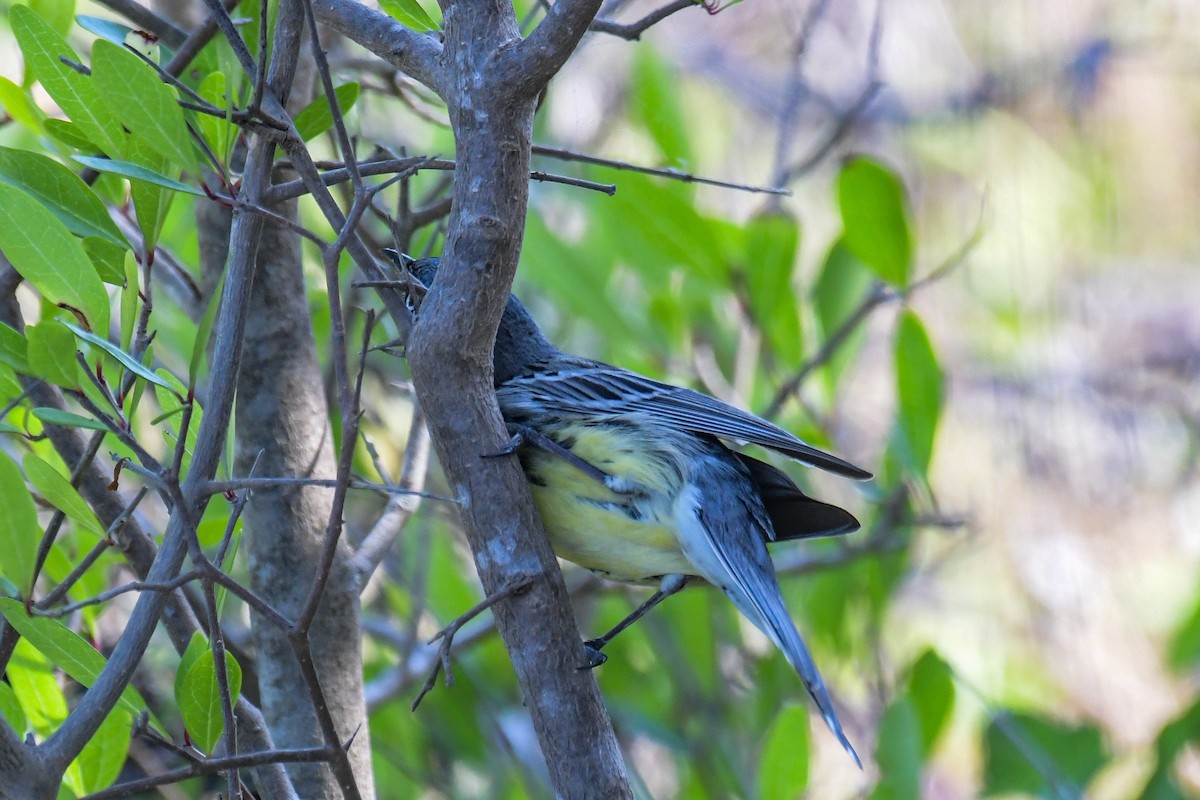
[767,612,862,769]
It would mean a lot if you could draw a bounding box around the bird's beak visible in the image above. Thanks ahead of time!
[381,248,416,272]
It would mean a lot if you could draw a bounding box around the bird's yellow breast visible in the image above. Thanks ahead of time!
[520,420,697,583]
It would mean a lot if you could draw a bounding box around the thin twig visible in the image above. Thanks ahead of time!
[532,144,789,195]
[588,0,695,40]
[411,579,534,710]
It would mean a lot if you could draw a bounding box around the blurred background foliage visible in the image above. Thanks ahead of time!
[0,0,1198,797]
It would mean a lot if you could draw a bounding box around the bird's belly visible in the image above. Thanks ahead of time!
[521,422,696,583]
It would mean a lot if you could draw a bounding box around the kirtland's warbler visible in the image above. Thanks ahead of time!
[388,252,871,766]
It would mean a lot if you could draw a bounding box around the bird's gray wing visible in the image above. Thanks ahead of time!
[679,460,861,767]
[497,361,871,480]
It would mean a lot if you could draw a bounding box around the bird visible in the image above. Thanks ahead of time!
[384,250,871,766]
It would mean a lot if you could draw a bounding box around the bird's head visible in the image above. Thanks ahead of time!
[380,250,557,385]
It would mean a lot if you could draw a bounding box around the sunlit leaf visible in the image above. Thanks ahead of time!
[758,704,810,798]
[0,453,39,598]
[11,6,125,156]
[7,637,66,737]
[65,707,130,797]
[24,453,105,538]
[908,649,955,754]
[91,40,196,169]
[0,76,46,134]
[838,156,912,287]
[379,0,441,32]
[0,599,153,724]
[0,146,127,248]
[175,631,242,754]
[893,310,942,477]
[0,183,110,334]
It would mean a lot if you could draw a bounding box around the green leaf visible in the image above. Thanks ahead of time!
[982,712,1107,797]
[44,118,98,152]
[0,76,46,134]
[0,322,30,373]
[71,155,204,196]
[379,0,441,31]
[24,453,105,538]
[11,5,125,156]
[30,0,75,37]
[871,698,922,800]
[32,407,108,431]
[631,48,691,164]
[65,707,130,797]
[120,251,138,351]
[294,82,361,142]
[0,365,22,402]
[155,370,201,474]
[758,704,810,798]
[893,310,942,477]
[125,141,177,252]
[0,146,128,248]
[196,72,235,161]
[0,681,29,735]
[63,321,176,393]
[0,183,110,333]
[1168,588,1200,670]
[908,649,955,754]
[26,320,80,390]
[1138,699,1200,800]
[744,209,802,363]
[176,631,242,754]
[90,40,196,169]
[189,270,224,387]
[83,237,130,285]
[837,156,912,287]
[0,452,40,598]
[0,599,152,724]
[7,637,66,737]
[812,240,874,390]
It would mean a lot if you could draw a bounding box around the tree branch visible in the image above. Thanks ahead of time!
[311,0,444,96]
[497,0,605,99]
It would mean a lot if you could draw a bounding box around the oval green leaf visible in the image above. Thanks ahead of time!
[837,156,912,287]
[90,40,196,169]
[0,599,153,725]
[11,5,125,156]
[26,320,80,389]
[294,82,361,142]
[908,649,955,754]
[0,453,40,597]
[0,146,127,248]
[893,310,942,477]
[758,703,810,798]
[0,184,110,333]
[379,0,440,32]
[24,453,105,538]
